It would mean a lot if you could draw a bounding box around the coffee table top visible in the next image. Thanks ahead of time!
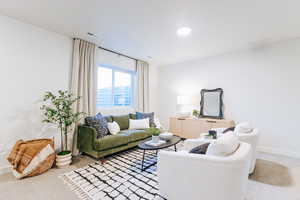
[138,136,182,150]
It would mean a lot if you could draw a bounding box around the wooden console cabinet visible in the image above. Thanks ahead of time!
[169,117,235,139]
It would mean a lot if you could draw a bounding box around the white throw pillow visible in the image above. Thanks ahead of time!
[129,118,150,130]
[107,121,120,135]
[206,132,239,156]
[154,117,162,129]
[234,122,253,134]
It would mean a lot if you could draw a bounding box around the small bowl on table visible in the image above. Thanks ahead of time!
[159,132,173,141]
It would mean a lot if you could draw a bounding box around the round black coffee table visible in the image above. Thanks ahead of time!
[138,136,181,171]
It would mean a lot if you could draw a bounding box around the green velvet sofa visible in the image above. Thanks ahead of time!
[77,114,155,159]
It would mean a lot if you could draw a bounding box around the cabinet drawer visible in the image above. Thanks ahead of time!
[181,120,211,139]
[210,120,235,129]
[169,117,235,139]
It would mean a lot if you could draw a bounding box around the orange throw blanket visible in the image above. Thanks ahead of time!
[7,139,54,174]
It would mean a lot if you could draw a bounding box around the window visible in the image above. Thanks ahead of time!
[97,65,135,108]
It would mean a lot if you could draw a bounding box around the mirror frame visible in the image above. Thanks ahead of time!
[200,88,224,119]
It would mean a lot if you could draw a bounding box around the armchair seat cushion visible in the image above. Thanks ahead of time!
[94,134,129,151]
[119,129,150,142]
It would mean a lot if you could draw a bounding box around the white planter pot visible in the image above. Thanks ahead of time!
[152,135,160,143]
[56,152,72,168]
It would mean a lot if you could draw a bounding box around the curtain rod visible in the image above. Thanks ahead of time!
[98,46,139,62]
[73,38,141,62]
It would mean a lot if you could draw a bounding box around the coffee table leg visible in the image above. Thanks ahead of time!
[174,144,177,152]
[141,150,158,172]
[141,150,145,171]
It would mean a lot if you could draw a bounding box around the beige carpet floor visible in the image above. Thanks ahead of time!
[0,152,300,200]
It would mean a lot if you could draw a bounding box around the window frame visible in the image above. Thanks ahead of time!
[97,64,136,109]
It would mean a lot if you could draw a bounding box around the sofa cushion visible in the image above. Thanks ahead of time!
[136,112,156,127]
[104,115,113,123]
[93,134,129,151]
[112,115,130,130]
[85,113,109,138]
[119,129,151,142]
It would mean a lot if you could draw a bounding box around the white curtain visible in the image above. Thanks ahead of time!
[70,38,96,155]
[136,60,150,112]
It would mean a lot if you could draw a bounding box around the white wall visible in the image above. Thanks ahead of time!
[0,15,72,171]
[149,65,159,114]
[158,39,300,158]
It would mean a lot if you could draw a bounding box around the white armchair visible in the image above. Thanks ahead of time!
[200,126,259,174]
[157,142,251,200]
[235,129,259,174]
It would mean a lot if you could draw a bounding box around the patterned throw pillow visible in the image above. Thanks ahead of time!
[136,112,156,127]
[85,113,109,138]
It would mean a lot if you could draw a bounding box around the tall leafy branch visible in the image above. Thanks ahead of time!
[41,90,84,152]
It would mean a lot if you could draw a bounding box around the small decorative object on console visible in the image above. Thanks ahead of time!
[209,130,217,139]
[192,109,200,118]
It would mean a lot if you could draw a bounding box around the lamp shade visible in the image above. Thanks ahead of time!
[177,96,191,105]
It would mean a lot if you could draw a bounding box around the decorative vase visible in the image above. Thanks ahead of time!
[56,151,72,168]
[152,135,160,143]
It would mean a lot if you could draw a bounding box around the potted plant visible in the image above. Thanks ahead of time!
[41,90,83,168]
[192,109,200,118]
[148,127,161,143]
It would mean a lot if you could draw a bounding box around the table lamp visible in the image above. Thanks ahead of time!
[177,95,192,118]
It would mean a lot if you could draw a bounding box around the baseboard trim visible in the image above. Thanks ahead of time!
[0,165,10,175]
[258,146,300,159]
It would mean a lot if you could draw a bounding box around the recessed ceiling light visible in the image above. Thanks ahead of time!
[177,27,192,37]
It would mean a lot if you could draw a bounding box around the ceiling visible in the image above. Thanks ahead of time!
[1,0,300,66]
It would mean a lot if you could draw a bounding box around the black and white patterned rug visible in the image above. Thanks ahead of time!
[60,149,167,200]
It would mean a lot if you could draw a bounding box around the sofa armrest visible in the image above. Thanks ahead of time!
[77,125,97,152]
